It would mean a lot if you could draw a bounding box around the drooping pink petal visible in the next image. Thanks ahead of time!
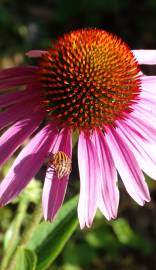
[26,50,47,58]
[0,86,39,108]
[133,104,156,128]
[42,128,72,221]
[140,90,156,107]
[92,129,119,220]
[140,88,156,100]
[0,76,38,91]
[141,75,156,94]
[117,120,156,180]
[141,73,156,83]
[132,50,156,65]
[139,96,156,107]
[137,102,156,124]
[0,110,45,166]
[0,66,38,80]
[49,127,72,156]
[0,98,42,130]
[78,131,99,229]
[127,112,156,144]
[138,100,156,112]
[105,127,150,205]
[42,174,68,221]
[0,123,58,206]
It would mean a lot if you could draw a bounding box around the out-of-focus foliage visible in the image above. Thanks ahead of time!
[15,247,37,270]
[0,0,156,269]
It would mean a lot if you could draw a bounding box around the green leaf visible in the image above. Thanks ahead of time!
[15,247,37,270]
[63,242,97,267]
[112,218,134,244]
[85,224,120,251]
[27,195,79,270]
[112,218,154,253]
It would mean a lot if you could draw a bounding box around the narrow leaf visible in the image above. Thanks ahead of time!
[27,195,78,270]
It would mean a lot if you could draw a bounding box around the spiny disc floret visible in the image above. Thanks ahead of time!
[39,29,140,130]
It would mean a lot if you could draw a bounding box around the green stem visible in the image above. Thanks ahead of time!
[20,202,43,246]
[0,200,29,270]
[8,203,43,270]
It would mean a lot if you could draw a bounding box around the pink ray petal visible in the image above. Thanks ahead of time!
[141,77,156,94]
[139,96,156,107]
[42,174,69,221]
[0,76,38,91]
[0,99,42,130]
[26,50,47,58]
[132,50,156,65]
[126,113,156,144]
[137,102,156,122]
[141,75,156,83]
[0,86,39,108]
[105,127,150,205]
[133,104,156,127]
[78,132,99,229]
[92,130,119,220]
[0,66,38,80]
[140,91,156,105]
[138,99,156,112]
[117,120,156,180]
[0,123,58,206]
[42,128,72,221]
[49,128,72,156]
[140,85,156,97]
[0,110,45,166]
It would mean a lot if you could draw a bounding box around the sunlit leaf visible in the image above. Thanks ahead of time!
[15,247,37,270]
[3,219,19,250]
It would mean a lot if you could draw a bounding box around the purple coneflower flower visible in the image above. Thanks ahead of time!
[0,29,156,228]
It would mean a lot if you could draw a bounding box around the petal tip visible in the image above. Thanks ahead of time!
[26,50,47,58]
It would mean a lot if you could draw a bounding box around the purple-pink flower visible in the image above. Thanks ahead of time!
[0,29,156,228]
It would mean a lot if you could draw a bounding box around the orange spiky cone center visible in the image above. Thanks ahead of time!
[39,29,140,131]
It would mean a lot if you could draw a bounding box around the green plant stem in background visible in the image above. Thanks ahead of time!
[8,202,43,270]
[0,199,29,270]
[20,203,43,246]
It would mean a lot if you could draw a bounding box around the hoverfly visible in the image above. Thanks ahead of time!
[48,151,72,179]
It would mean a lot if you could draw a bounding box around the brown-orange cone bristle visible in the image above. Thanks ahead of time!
[39,29,141,131]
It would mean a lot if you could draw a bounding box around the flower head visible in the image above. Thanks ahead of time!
[1,29,156,228]
[38,29,140,130]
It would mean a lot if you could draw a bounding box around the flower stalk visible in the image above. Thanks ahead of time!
[7,202,43,270]
[0,199,29,270]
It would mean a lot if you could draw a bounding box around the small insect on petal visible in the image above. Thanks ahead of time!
[48,151,72,179]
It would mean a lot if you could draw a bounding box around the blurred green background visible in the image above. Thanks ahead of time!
[0,0,156,269]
